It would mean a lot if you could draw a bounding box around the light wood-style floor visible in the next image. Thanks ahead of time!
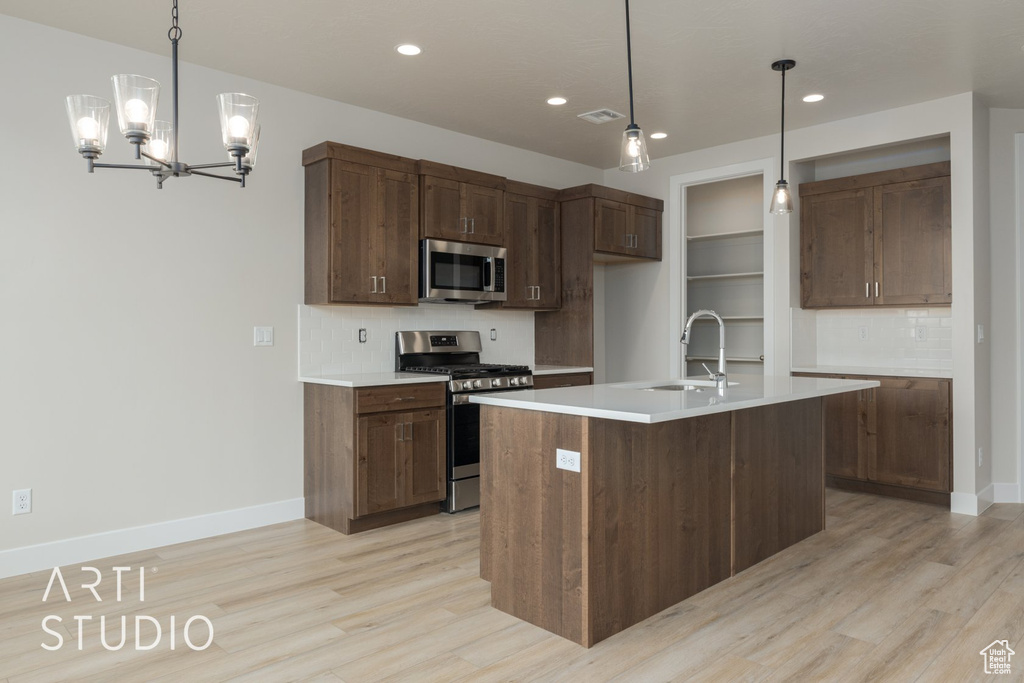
[2,490,1023,682]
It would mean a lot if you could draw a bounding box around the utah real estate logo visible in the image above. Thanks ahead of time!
[980,640,1015,675]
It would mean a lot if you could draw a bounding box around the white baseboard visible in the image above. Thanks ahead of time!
[977,484,996,514]
[950,492,982,516]
[0,498,305,580]
[993,482,1023,503]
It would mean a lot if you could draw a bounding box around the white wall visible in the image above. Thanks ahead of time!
[0,14,601,562]
[600,93,990,510]
[989,109,1024,497]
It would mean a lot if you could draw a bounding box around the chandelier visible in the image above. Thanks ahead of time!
[64,0,260,189]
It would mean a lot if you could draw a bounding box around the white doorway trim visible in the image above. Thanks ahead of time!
[1014,133,1024,503]
[667,159,776,379]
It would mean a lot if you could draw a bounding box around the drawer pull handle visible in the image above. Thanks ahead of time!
[396,396,416,401]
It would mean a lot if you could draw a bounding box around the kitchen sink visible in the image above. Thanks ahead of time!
[611,378,739,392]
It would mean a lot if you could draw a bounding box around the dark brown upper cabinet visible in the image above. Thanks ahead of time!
[303,143,419,306]
[418,160,505,246]
[800,162,951,308]
[502,180,561,310]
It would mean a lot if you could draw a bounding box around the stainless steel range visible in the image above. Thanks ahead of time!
[395,330,533,512]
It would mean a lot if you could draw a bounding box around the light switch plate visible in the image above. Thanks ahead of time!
[253,326,274,346]
[556,448,581,473]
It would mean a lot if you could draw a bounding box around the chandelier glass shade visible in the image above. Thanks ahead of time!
[618,0,650,172]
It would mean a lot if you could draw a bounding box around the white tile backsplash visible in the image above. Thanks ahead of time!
[791,307,953,371]
[299,304,535,376]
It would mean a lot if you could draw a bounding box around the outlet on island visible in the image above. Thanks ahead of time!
[556,448,581,473]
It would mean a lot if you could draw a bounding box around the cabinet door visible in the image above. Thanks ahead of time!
[821,388,871,480]
[800,189,875,307]
[463,184,504,246]
[870,378,951,492]
[378,169,420,305]
[594,198,630,255]
[631,206,661,260]
[503,193,534,307]
[533,197,561,308]
[356,413,403,516]
[403,409,446,506]
[329,161,378,304]
[421,175,465,241]
[874,177,952,306]
[532,372,591,390]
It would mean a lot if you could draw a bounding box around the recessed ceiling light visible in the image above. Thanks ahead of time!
[395,44,421,56]
[803,94,824,103]
[650,132,668,139]
[547,97,567,106]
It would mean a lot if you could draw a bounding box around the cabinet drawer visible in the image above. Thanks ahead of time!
[356,383,446,414]
[532,373,592,390]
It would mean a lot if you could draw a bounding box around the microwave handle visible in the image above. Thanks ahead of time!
[482,257,494,291]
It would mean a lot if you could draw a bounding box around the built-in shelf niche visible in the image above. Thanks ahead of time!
[684,173,766,377]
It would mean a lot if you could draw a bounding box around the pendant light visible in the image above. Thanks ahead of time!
[618,0,650,172]
[769,59,795,214]
[64,0,260,189]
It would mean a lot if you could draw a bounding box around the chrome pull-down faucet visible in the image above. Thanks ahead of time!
[681,309,727,392]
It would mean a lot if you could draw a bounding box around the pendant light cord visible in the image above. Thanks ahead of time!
[625,0,636,126]
[779,65,786,182]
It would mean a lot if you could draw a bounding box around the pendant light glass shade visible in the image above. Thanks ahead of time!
[217,93,260,154]
[769,180,793,214]
[65,95,110,155]
[619,124,650,172]
[111,74,160,142]
[144,120,173,162]
[233,124,261,169]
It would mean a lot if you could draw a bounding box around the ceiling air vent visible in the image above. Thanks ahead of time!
[577,108,625,124]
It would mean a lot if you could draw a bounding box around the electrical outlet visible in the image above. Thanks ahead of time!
[490,328,497,341]
[358,328,367,343]
[858,326,869,341]
[978,447,984,468]
[556,448,581,473]
[915,326,928,342]
[977,324,985,344]
[13,489,31,515]
[253,326,274,346]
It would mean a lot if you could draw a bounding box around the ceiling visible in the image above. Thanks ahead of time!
[3,0,1024,168]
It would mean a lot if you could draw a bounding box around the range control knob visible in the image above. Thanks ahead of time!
[491,378,501,387]
[462,381,473,390]
[509,377,519,386]
[473,379,483,389]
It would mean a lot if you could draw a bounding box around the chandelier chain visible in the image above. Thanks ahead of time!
[168,0,182,41]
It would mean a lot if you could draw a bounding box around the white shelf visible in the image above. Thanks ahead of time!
[686,228,764,242]
[692,316,764,322]
[686,355,764,363]
[687,271,764,282]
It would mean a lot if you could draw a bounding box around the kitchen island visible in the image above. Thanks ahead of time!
[470,374,878,647]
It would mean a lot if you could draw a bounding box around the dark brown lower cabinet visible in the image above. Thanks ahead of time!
[808,373,952,503]
[305,382,446,534]
[531,372,592,390]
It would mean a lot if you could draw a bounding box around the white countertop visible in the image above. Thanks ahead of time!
[532,365,594,376]
[469,374,879,424]
[791,365,953,379]
[299,372,448,388]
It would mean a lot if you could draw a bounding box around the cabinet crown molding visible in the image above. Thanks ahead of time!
[557,184,664,211]
[799,161,950,197]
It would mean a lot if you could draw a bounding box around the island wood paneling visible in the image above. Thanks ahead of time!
[479,405,585,643]
[732,398,824,573]
[585,413,732,645]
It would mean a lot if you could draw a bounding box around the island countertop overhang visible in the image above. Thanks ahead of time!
[470,373,880,423]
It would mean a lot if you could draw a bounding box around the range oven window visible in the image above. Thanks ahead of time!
[431,253,485,292]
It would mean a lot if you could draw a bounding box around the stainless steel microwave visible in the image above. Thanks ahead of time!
[419,239,507,304]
